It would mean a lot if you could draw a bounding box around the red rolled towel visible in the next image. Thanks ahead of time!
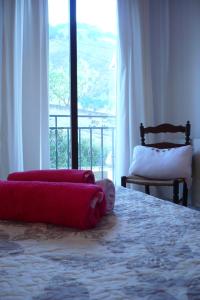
[0,181,106,229]
[7,169,95,184]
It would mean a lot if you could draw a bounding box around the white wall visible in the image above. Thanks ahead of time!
[149,0,200,206]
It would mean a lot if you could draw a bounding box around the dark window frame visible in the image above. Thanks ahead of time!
[69,0,78,169]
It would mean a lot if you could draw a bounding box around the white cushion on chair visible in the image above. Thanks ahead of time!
[129,145,192,186]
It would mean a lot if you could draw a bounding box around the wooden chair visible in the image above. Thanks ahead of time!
[121,121,191,206]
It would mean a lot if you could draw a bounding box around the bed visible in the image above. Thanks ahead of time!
[0,186,200,300]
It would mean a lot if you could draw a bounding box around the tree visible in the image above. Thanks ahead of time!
[49,67,70,106]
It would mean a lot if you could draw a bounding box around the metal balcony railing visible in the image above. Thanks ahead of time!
[49,114,116,180]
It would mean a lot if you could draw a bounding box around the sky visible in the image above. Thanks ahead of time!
[48,0,117,33]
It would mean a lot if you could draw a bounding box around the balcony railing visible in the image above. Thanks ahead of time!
[49,114,116,180]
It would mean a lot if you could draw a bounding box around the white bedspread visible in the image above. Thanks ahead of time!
[0,187,200,300]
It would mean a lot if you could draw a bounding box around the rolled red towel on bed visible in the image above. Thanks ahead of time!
[0,181,106,229]
[7,169,95,184]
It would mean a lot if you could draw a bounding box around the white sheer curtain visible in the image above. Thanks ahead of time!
[116,0,171,184]
[0,0,49,179]
[116,0,155,184]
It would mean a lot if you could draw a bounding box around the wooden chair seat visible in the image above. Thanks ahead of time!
[123,175,185,186]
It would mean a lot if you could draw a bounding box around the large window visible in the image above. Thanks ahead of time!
[48,0,116,180]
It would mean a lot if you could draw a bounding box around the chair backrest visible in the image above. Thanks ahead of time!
[140,121,191,149]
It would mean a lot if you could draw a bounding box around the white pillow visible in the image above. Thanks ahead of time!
[129,145,192,185]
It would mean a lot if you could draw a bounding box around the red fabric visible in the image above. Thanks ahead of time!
[7,169,95,184]
[0,181,106,229]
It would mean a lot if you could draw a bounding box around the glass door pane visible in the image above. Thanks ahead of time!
[48,0,71,169]
[77,0,117,180]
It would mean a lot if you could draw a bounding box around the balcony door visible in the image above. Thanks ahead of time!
[48,0,116,180]
[48,0,71,169]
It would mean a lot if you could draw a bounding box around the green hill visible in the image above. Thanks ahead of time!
[49,23,116,113]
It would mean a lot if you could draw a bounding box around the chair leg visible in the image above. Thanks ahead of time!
[121,176,127,187]
[173,180,179,204]
[183,181,188,206]
[145,185,150,194]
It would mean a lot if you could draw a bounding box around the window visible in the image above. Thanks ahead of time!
[48,0,116,180]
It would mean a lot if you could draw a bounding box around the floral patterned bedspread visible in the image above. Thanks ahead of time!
[0,187,200,300]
